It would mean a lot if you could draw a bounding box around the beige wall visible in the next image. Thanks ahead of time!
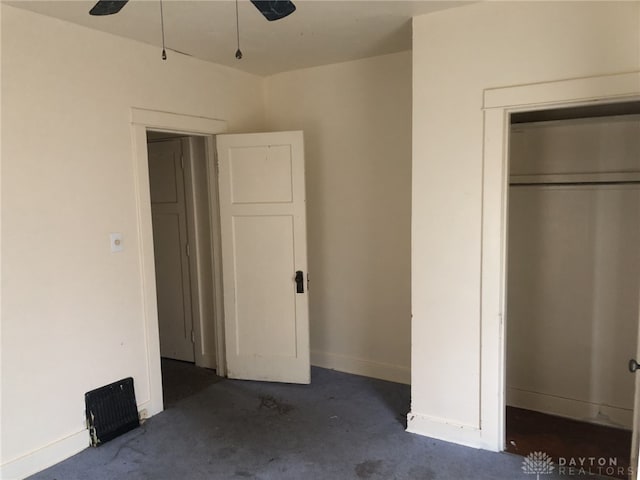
[1,7,413,476]
[11,0,638,474]
[410,1,640,447]
[0,5,265,477]
[265,52,412,384]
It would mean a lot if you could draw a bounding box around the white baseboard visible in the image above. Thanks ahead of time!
[0,430,88,480]
[1,402,153,480]
[406,411,498,450]
[310,350,410,384]
[507,387,633,429]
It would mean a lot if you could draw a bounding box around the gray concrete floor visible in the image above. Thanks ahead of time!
[28,365,600,479]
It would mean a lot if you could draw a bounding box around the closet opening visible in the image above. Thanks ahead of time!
[504,101,640,479]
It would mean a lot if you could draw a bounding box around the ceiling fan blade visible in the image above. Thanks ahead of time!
[89,0,129,16]
[250,0,296,21]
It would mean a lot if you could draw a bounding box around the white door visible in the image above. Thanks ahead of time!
[216,131,310,383]
[148,138,195,362]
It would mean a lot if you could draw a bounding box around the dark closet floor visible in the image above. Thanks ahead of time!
[160,357,224,406]
[506,406,632,479]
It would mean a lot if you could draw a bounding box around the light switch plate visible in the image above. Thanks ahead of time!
[110,233,123,253]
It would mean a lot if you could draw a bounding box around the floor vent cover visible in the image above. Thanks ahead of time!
[85,377,140,447]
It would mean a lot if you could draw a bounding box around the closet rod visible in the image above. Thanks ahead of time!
[510,180,640,187]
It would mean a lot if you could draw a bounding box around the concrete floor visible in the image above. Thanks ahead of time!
[28,364,594,480]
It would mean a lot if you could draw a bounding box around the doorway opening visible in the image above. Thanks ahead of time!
[146,130,222,407]
[131,108,228,419]
[132,110,311,419]
[504,101,640,478]
[145,130,312,392]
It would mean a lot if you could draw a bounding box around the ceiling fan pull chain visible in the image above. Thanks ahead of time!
[235,0,243,60]
[160,0,167,60]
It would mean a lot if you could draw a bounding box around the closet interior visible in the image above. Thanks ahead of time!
[505,102,640,478]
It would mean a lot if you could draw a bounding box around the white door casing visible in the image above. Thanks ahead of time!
[480,72,640,465]
[131,108,227,418]
[216,131,310,384]
[148,138,195,362]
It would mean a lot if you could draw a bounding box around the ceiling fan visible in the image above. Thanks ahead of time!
[89,0,296,60]
[89,0,296,21]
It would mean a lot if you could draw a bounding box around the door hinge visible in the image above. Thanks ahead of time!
[180,154,185,170]
[191,330,195,343]
[186,243,191,257]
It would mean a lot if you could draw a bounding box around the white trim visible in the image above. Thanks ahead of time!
[181,137,204,367]
[0,401,150,480]
[479,107,510,452]
[131,108,228,415]
[131,124,162,412]
[131,108,226,135]
[311,350,410,385]
[406,413,493,450]
[484,72,640,110]
[0,430,88,480]
[205,135,227,376]
[480,72,640,453]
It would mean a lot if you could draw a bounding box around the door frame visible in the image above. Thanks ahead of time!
[131,108,227,416]
[479,71,640,452]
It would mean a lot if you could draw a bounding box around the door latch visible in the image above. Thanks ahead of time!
[629,359,640,373]
[295,270,304,294]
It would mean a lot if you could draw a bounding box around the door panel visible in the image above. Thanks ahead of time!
[230,145,294,204]
[148,139,195,362]
[217,131,309,383]
[149,148,180,204]
[233,215,297,357]
[152,213,189,353]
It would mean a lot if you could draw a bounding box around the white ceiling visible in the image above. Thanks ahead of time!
[7,0,468,76]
